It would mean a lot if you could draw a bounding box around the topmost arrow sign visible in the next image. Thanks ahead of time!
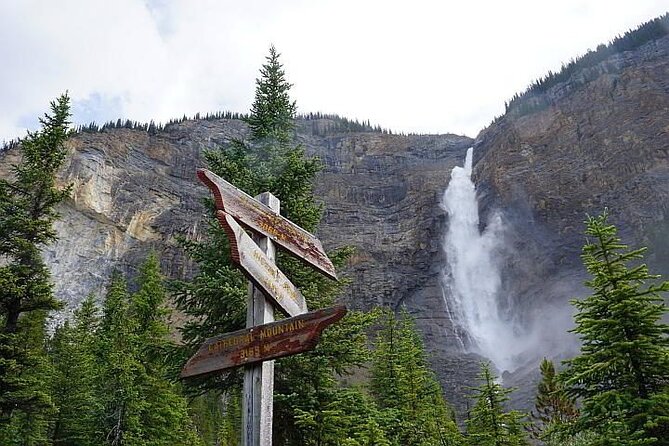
[197,169,337,280]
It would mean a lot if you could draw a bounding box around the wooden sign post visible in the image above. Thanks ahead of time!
[244,192,278,446]
[183,170,344,446]
[217,209,307,317]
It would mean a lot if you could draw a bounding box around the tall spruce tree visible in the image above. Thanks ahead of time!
[465,363,528,446]
[370,309,463,446]
[292,385,403,446]
[129,253,201,446]
[96,272,144,445]
[173,46,375,445]
[245,45,296,146]
[560,212,669,445]
[0,94,71,442]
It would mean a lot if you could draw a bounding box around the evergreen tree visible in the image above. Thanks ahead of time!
[560,212,669,445]
[245,45,297,145]
[527,358,578,441]
[272,306,377,446]
[370,309,463,446]
[0,311,55,445]
[49,294,101,446]
[129,253,201,446]
[96,272,144,445]
[0,94,71,442]
[173,46,375,444]
[465,363,528,446]
[97,259,201,446]
[293,387,391,446]
[189,392,240,446]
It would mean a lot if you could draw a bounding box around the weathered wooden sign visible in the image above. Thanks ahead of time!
[189,176,343,446]
[197,168,337,280]
[217,210,308,317]
[181,305,346,378]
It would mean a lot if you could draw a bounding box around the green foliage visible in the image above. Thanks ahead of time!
[465,363,528,446]
[188,393,228,445]
[272,308,375,445]
[559,212,669,445]
[0,94,71,442]
[218,391,242,446]
[0,311,56,445]
[96,272,145,445]
[49,295,101,445]
[300,112,394,136]
[544,429,604,446]
[47,255,201,446]
[95,256,201,446]
[528,358,578,441]
[75,110,247,134]
[245,45,297,145]
[292,387,392,446]
[370,309,463,446]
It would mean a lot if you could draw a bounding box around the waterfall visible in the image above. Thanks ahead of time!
[440,147,525,372]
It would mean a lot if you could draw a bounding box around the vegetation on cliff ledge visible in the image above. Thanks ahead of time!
[503,12,669,118]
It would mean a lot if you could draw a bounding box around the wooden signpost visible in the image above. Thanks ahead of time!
[183,169,343,446]
[217,210,307,317]
[180,305,347,378]
[197,169,337,280]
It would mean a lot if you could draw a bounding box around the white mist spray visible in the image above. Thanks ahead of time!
[440,147,527,372]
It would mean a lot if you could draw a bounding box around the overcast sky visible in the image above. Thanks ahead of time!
[1,0,666,142]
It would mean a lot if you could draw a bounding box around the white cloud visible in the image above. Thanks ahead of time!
[0,0,666,141]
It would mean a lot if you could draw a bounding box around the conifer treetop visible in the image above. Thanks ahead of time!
[245,45,297,144]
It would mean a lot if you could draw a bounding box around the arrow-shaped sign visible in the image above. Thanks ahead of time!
[181,305,347,378]
[217,210,307,318]
[197,169,337,280]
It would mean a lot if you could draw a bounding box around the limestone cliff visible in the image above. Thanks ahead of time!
[0,119,475,410]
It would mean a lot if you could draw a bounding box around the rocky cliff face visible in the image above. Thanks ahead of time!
[30,120,473,315]
[0,118,476,415]
[475,35,669,269]
[470,34,669,408]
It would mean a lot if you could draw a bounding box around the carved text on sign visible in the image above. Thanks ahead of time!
[217,210,307,317]
[181,305,347,378]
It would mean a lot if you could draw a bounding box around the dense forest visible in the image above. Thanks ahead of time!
[0,39,667,446]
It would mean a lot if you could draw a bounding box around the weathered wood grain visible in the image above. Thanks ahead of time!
[197,168,337,280]
[217,210,307,317]
[243,191,277,446]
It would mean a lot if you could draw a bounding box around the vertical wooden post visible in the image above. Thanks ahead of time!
[242,192,279,446]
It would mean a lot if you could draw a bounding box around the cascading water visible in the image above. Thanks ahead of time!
[440,147,526,372]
